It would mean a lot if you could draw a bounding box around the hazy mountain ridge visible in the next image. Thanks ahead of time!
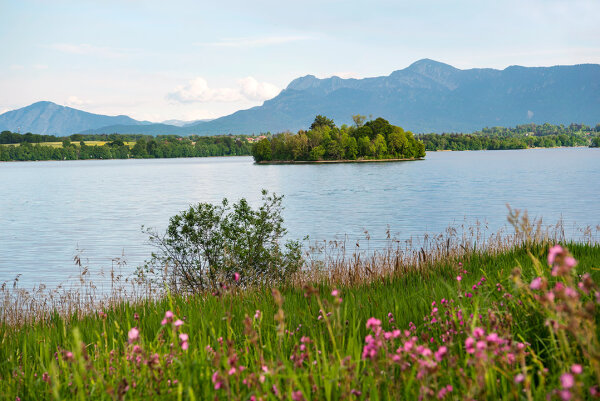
[0,101,146,135]
[2,60,599,136]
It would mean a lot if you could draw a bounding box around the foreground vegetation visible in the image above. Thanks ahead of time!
[1,215,599,399]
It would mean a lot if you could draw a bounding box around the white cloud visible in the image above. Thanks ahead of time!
[167,77,280,104]
[238,77,280,101]
[50,43,129,58]
[9,64,24,70]
[199,35,311,48]
[167,77,242,103]
[33,64,48,70]
[66,96,92,107]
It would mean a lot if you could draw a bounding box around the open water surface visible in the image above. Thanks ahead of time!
[0,148,598,288]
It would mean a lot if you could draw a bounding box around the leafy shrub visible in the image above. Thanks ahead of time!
[142,190,302,293]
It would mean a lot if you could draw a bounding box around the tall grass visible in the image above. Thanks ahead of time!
[1,213,599,400]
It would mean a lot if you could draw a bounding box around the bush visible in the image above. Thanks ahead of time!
[142,190,302,293]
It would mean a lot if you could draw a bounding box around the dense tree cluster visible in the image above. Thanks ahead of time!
[0,134,251,162]
[417,132,593,151]
[417,122,598,151]
[252,115,426,162]
[474,123,600,137]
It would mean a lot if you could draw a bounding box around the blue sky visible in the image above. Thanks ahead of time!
[1,0,598,122]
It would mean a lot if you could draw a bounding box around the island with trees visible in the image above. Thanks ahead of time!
[252,115,427,163]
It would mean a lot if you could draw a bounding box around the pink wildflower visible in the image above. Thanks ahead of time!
[234,272,240,282]
[128,327,140,344]
[486,333,500,343]
[561,373,575,389]
[456,275,462,282]
[465,337,475,353]
[548,244,563,265]
[434,346,447,361]
[565,256,577,269]
[366,317,382,330]
[254,310,261,319]
[559,390,572,401]
[212,371,222,390]
[292,391,304,401]
[331,289,339,296]
[514,373,525,383]
[174,319,184,327]
[473,327,485,338]
[179,333,189,342]
[530,277,543,290]
[571,364,583,374]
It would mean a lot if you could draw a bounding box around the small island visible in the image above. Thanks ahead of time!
[252,115,426,163]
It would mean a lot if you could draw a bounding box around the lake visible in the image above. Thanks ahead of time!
[1,148,598,288]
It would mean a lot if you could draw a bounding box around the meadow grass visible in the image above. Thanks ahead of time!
[1,240,599,400]
[7,141,136,148]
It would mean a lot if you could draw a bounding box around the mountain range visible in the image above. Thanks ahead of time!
[1,59,599,136]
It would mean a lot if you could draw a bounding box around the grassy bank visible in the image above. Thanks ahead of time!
[1,240,599,400]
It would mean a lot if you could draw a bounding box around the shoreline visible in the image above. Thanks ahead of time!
[257,157,424,165]
[1,146,595,164]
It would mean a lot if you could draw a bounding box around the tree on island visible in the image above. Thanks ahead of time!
[310,115,336,130]
[252,138,272,162]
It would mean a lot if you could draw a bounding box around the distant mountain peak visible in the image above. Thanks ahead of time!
[405,58,457,71]
[285,75,320,90]
[0,101,144,135]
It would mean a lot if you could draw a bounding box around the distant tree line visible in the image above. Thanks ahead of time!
[1,121,598,162]
[0,133,251,162]
[417,123,599,151]
[474,123,600,137]
[252,115,426,162]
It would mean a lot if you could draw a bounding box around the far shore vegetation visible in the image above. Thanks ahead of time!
[0,121,598,162]
[1,196,599,399]
[0,132,252,162]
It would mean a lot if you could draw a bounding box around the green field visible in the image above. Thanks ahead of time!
[6,141,136,148]
[1,241,599,400]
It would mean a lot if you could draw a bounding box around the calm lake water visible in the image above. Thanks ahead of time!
[1,148,599,288]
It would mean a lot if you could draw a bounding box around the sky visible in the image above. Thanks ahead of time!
[1,0,599,122]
